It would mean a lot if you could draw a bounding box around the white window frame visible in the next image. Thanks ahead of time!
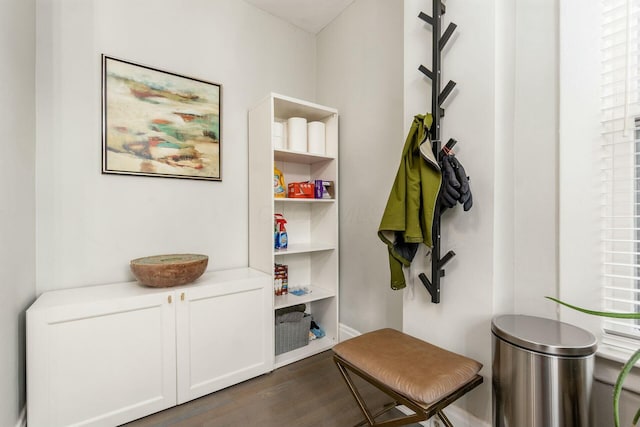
[599,0,640,353]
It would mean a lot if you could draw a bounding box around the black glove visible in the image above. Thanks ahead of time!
[441,155,460,189]
[440,156,460,208]
[463,191,473,211]
[441,185,458,208]
[450,157,469,197]
[439,154,473,211]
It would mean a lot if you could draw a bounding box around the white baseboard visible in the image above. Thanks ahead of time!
[15,406,26,427]
[395,405,430,426]
[338,323,361,341]
[440,405,490,427]
[397,404,490,427]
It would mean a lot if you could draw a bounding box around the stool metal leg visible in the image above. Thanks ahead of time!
[353,403,398,427]
[334,355,428,427]
[335,358,378,426]
[437,410,454,427]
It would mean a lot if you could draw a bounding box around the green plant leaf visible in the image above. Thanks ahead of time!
[633,405,640,425]
[547,296,640,426]
[614,349,640,427]
[545,297,640,319]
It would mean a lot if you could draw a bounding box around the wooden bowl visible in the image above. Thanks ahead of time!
[130,254,208,287]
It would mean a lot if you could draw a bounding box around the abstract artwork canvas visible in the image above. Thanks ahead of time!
[102,55,221,181]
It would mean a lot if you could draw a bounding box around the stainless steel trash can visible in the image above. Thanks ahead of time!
[492,315,597,427]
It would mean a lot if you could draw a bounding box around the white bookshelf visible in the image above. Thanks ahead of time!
[274,149,335,164]
[274,286,335,310]
[275,197,335,204]
[274,243,335,255]
[249,93,339,368]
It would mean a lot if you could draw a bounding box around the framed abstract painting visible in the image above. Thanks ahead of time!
[102,55,222,181]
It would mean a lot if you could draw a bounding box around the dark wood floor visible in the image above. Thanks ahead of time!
[123,351,423,427]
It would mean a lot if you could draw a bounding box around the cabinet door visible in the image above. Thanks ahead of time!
[176,275,272,403]
[27,291,177,427]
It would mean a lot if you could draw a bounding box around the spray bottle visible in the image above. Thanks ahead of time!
[274,214,288,249]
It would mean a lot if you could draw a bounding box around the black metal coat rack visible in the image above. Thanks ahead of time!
[417,0,458,303]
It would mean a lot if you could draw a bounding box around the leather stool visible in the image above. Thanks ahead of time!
[333,328,483,427]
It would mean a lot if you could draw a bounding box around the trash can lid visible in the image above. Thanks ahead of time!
[491,314,597,357]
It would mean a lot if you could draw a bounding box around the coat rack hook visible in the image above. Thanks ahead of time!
[439,80,457,106]
[438,250,456,269]
[419,64,433,80]
[418,11,434,25]
[440,23,457,49]
[440,138,457,155]
[419,273,440,304]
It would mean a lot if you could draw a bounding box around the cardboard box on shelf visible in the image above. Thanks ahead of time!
[288,182,315,198]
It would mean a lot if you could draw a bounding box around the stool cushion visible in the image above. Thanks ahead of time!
[333,328,482,406]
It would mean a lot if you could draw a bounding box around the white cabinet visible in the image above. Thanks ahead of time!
[27,287,177,427]
[249,93,339,368]
[175,273,272,402]
[27,268,271,427]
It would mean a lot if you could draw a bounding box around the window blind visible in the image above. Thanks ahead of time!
[601,0,640,350]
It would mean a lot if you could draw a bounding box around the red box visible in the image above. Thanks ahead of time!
[288,182,315,198]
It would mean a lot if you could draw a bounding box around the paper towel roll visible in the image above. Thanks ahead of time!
[307,121,326,155]
[273,122,284,150]
[287,117,307,152]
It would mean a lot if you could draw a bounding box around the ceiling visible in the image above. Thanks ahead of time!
[243,0,355,34]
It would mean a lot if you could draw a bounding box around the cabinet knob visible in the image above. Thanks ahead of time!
[168,295,172,304]
[181,292,185,301]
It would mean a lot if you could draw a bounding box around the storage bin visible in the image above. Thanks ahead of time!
[275,314,311,355]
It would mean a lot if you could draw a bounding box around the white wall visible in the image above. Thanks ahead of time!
[493,0,516,317]
[557,0,601,339]
[512,0,559,318]
[35,0,317,293]
[0,0,36,424]
[403,0,496,421]
[402,0,559,423]
[316,0,404,333]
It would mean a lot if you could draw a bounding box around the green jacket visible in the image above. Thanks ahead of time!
[378,114,442,290]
